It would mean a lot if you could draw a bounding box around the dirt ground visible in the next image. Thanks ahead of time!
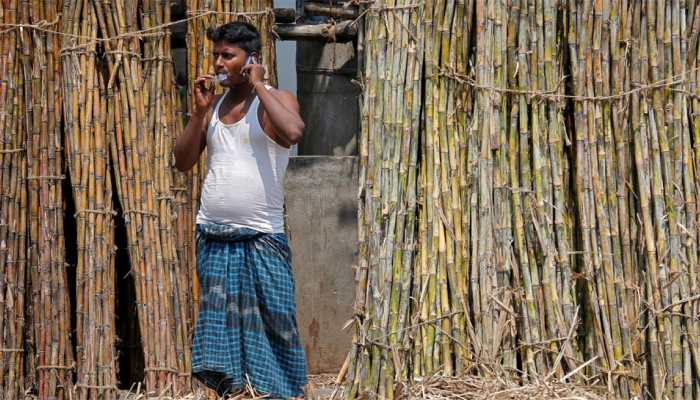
[115,374,342,400]
[115,373,608,399]
[305,374,344,400]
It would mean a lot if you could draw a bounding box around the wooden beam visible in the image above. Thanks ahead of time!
[274,20,357,42]
[273,8,297,23]
[303,2,359,19]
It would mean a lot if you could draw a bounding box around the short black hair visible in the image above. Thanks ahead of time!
[206,21,262,54]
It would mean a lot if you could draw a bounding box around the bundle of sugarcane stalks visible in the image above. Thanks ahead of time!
[0,0,276,398]
[61,0,118,397]
[1,2,32,398]
[347,0,700,399]
[1,0,75,398]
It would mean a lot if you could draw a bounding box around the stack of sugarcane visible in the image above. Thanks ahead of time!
[170,99,197,339]
[185,0,277,315]
[565,1,641,396]
[507,0,580,382]
[564,1,700,397]
[0,1,30,397]
[344,0,424,396]
[24,1,76,399]
[346,0,700,399]
[469,0,519,371]
[90,0,189,394]
[622,1,699,398]
[170,133,200,335]
[0,1,76,399]
[417,0,473,378]
[61,0,118,397]
[139,0,193,389]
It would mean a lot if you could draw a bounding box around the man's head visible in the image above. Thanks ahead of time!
[206,22,262,86]
[206,21,262,55]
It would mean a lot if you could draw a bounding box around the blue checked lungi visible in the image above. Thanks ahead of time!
[192,223,307,398]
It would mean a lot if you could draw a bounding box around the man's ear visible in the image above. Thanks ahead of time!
[251,52,260,64]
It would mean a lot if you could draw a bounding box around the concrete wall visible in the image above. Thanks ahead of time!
[285,156,358,374]
[296,41,360,156]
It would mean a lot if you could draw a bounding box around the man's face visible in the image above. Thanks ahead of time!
[211,40,251,87]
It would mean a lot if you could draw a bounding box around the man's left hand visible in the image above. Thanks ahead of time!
[241,63,266,85]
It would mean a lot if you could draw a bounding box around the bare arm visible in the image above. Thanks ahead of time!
[173,109,209,171]
[242,62,304,145]
[174,75,217,171]
[254,83,304,146]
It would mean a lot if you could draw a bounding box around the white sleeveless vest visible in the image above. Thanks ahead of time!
[196,87,289,233]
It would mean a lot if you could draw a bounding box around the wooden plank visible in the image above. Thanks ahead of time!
[274,20,357,41]
[303,2,359,19]
[274,8,297,23]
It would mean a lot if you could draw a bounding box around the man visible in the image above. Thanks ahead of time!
[174,21,307,398]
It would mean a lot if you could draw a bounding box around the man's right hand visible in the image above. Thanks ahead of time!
[193,74,216,116]
[175,75,214,171]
